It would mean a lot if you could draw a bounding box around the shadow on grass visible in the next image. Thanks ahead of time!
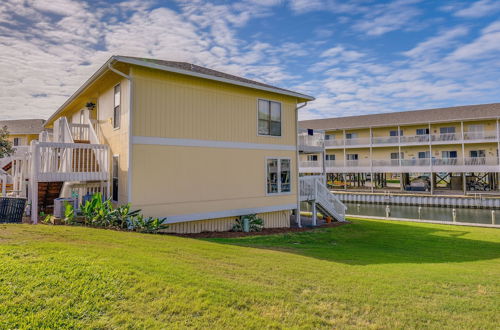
[203,219,500,265]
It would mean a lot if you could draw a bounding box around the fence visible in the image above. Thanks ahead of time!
[0,197,27,222]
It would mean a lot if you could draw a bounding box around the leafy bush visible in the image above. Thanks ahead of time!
[232,214,264,232]
[77,193,167,233]
[64,202,75,225]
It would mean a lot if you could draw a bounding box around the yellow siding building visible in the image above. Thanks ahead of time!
[41,56,313,232]
[299,103,500,194]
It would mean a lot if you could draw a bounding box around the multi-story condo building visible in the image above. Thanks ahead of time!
[299,103,500,194]
[1,56,346,231]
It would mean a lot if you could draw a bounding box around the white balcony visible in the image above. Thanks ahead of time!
[463,130,497,141]
[301,157,500,173]
[324,130,499,149]
[298,129,324,153]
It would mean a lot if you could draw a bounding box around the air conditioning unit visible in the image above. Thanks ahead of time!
[54,198,76,218]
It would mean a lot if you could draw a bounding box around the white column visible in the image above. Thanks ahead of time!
[1,174,6,196]
[369,127,373,192]
[429,123,433,194]
[30,142,40,224]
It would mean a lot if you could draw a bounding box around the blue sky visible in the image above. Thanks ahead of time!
[1,0,500,120]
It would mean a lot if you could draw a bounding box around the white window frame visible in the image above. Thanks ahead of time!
[257,98,282,137]
[325,154,335,161]
[307,154,318,161]
[113,83,121,130]
[265,157,292,196]
[13,137,20,146]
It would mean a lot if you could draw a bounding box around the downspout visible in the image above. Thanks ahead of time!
[107,62,133,204]
[295,101,308,228]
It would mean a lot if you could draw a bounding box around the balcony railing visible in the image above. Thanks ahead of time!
[324,131,499,148]
[463,130,497,141]
[301,157,500,172]
[300,160,322,168]
[298,129,324,151]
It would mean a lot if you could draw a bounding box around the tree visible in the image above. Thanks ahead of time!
[0,125,14,159]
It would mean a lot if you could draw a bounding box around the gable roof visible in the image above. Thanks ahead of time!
[45,55,314,126]
[0,119,45,135]
[116,56,314,101]
[300,103,500,131]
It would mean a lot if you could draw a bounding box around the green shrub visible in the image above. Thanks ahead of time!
[77,193,167,233]
[64,202,75,225]
[232,214,264,232]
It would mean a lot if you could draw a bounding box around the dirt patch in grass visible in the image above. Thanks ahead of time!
[170,221,347,238]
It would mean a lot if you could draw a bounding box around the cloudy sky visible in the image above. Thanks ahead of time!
[1,0,500,120]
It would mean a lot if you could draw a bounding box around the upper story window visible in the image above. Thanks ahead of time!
[266,158,291,194]
[345,133,358,139]
[442,151,457,158]
[389,130,403,136]
[418,151,430,159]
[258,99,281,136]
[13,138,20,146]
[325,154,335,161]
[440,127,455,134]
[307,155,318,161]
[113,84,121,129]
[325,134,335,140]
[468,124,484,132]
[416,128,429,135]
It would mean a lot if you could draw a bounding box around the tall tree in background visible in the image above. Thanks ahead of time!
[0,126,14,158]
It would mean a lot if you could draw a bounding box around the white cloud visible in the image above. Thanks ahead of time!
[448,21,500,60]
[403,26,469,58]
[353,0,423,36]
[454,0,500,18]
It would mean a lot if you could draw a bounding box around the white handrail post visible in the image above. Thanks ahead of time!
[30,141,40,224]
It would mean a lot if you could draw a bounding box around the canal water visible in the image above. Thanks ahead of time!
[301,202,497,225]
[344,202,496,225]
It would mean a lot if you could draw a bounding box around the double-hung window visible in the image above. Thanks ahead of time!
[442,151,457,158]
[113,84,121,129]
[416,128,429,135]
[418,151,430,159]
[266,158,291,194]
[258,99,281,136]
[307,155,318,161]
[13,138,20,146]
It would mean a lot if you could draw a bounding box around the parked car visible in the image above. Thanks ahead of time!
[407,176,430,191]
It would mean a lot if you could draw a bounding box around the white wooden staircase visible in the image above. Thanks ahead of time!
[300,175,347,224]
[4,114,110,223]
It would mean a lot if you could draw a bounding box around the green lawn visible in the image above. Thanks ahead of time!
[0,219,499,328]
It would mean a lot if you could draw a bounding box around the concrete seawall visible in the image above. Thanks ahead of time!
[336,192,500,209]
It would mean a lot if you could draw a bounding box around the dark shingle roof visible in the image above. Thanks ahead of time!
[300,103,500,130]
[0,119,45,135]
[116,56,314,101]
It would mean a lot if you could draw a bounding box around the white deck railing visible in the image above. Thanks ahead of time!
[32,142,109,182]
[69,123,90,141]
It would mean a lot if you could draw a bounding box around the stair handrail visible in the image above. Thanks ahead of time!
[315,177,347,221]
[84,116,108,175]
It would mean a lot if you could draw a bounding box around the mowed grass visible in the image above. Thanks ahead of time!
[0,219,499,329]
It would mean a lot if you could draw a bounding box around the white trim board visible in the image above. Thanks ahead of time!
[161,203,297,224]
[132,136,296,151]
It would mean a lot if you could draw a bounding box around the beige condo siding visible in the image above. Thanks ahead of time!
[132,145,296,218]
[131,66,297,146]
[96,77,131,204]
